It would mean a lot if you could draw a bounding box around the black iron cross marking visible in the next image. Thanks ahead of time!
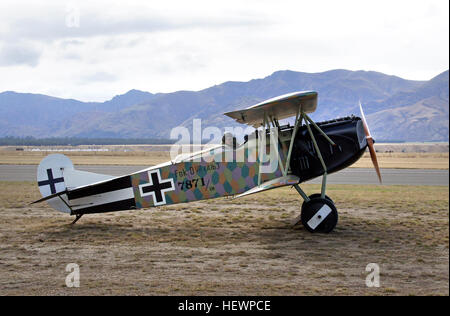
[38,168,64,194]
[139,170,175,206]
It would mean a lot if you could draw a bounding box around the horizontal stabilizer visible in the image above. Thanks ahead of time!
[63,169,114,190]
[235,175,300,199]
[30,189,68,204]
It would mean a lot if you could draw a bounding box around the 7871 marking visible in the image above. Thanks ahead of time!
[178,177,209,190]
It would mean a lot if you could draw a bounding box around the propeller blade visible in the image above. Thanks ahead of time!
[367,137,382,183]
[359,101,371,137]
[359,101,382,183]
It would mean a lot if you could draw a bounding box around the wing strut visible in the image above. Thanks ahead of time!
[265,113,285,175]
[258,112,287,185]
[301,111,334,199]
[256,104,335,199]
[283,107,301,176]
[303,114,336,146]
[282,108,335,177]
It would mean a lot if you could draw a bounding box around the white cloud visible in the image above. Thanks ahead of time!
[79,71,118,84]
[0,41,42,67]
[0,0,448,101]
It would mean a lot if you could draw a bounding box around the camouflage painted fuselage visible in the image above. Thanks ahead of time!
[131,135,285,209]
[69,116,366,215]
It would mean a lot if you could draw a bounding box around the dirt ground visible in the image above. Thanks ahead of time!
[0,182,448,296]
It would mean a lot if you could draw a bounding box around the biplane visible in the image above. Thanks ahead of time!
[32,91,381,233]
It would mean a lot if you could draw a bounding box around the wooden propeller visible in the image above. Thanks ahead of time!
[359,101,382,183]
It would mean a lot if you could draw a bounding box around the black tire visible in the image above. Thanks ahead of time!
[306,193,334,205]
[301,197,338,233]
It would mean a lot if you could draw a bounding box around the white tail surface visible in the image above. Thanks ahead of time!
[37,154,114,213]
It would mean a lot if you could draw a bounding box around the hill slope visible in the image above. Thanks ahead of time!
[0,69,448,141]
[367,70,449,141]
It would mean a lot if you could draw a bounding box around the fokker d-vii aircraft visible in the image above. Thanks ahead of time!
[32,91,381,233]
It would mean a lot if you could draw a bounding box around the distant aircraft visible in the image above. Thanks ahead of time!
[32,91,381,233]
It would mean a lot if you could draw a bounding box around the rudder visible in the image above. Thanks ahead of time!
[36,154,114,213]
[37,154,74,213]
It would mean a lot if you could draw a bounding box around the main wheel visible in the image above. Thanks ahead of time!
[301,197,338,233]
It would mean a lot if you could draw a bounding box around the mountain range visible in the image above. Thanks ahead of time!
[0,69,448,142]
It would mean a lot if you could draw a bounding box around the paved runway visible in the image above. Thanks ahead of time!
[0,165,448,186]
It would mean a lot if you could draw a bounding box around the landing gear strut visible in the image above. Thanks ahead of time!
[291,110,339,233]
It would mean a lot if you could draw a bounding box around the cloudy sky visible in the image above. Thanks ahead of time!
[0,0,448,101]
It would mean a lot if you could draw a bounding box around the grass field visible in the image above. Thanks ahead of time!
[0,181,448,295]
[0,150,448,169]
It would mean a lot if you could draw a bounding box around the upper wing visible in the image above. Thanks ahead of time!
[224,91,317,128]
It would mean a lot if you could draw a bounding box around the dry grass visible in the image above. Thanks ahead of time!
[0,150,171,166]
[352,152,449,169]
[0,181,448,295]
[0,150,448,169]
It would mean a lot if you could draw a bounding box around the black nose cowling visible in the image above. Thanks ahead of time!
[290,116,367,183]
